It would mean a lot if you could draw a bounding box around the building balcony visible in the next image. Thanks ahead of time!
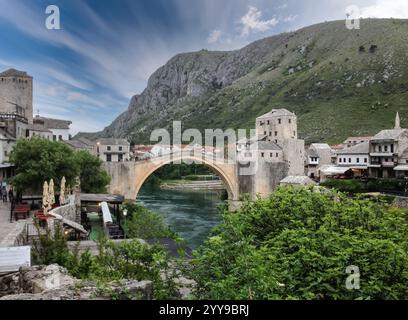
[370,153,394,157]
[382,161,396,168]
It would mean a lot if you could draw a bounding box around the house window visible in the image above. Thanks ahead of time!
[267,120,270,125]
[288,119,292,124]
[276,153,279,158]
[58,135,62,141]
[107,146,111,151]
[391,144,394,153]
[344,158,346,163]
[53,135,56,141]
[385,146,388,152]
[275,131,278,136]
[357,158,360,163]
[349,158,352,163]
[119,146,123,151]
[264,131,267,135]
[118,154,123,162]
[106,154,112,162]
[261,152,265,158]
[364,158,368,163]
[270,153,273,158]
[339,158,342,163]
[278,119,281,124]
[378,146,382,152]
[269,132,272,136]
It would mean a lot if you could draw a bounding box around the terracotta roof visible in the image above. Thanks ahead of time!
[0,68,32,78]
[26,123,52,133]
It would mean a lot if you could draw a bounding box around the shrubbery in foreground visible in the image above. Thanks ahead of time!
[190,187,408,300]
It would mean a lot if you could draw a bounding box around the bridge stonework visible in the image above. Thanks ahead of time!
[103,155,239,201]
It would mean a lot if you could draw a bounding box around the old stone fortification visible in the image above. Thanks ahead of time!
[0,264,152,300]
[0,70,33,124]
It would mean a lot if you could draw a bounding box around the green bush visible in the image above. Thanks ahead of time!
[321,178,406,193]
[32,225,179,299]
[189,187,408,300]
[122,203,178,240]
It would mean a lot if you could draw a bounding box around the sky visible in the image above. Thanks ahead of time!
[0,0,407,134]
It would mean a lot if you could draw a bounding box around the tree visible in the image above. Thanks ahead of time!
[10,137,79,193]
[74,150,110,193]
[190,187,408,300]
[10,138,110,194]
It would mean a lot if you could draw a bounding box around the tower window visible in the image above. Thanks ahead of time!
[275,131,278,136]
[289,119,292,123]
[278,119,281,124]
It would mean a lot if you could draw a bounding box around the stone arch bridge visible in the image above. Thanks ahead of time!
[103,153,289,206]
[103,154,239,201]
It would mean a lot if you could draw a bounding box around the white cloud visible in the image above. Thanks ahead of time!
[360,0,408,19]
[240,6,279,37]
[207,29,222,44]
[282,15,298,23]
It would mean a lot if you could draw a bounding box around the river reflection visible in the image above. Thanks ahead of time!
[137,185,224,249]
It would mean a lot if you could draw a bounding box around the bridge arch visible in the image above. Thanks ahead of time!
[103,154,238,201]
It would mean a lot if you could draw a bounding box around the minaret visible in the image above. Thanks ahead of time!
[395,112,401,129]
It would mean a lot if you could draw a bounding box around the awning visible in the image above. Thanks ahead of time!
[320,166,352,175]
[101,202,113,224]
[48,212,87,234]
[394,165,408,171]
[350,166,368,170]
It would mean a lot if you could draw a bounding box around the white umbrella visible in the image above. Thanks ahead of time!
[59,176,66,205]
[49,179,55,209]
[42,181,49,215]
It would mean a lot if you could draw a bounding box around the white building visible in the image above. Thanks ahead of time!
[33,116,72,141]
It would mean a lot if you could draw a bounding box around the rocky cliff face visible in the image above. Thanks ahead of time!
[79,19,408,144]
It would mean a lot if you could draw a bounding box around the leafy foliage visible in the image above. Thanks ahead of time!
[74,150,111,193]
[190,187,408,300]
[10,137,79,193]
[321,178,408,194]
[32,226,179,300]
[122,202,178,240]
[9,137,110,194]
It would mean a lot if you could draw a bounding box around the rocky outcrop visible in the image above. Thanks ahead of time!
[77,19,408,145]
[0,264,153,300]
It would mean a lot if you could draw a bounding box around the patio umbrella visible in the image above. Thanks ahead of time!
[59,176,66,205]
[42,181,49,215]
[49,179,55,209]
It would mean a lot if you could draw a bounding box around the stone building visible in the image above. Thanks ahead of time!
[336,141,370,177]
[0,68,74,180]
[368,113,408,178]
[96,138,130,162]
[64,137,97,155]
[0,69,33,124]
[237,108,305,198]
[305,143,333,180]
[34,116,72,141]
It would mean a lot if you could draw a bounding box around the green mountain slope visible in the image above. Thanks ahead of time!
[79,19,408,145]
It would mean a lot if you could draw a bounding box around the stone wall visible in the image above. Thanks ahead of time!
[0,221,27,247]
[392,196,408,209]
[0,264,153,300]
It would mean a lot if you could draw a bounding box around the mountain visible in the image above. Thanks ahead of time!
[78,19,408,145]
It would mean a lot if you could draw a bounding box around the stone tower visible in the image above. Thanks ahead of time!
[255,109,305,176]
[0,68,33,124]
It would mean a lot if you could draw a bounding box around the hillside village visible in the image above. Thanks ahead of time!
[1,67,408,188]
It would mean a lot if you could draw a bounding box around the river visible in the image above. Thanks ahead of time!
[137,185,224,249]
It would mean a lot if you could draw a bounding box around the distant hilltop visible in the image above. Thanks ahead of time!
[77,18,408,145]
